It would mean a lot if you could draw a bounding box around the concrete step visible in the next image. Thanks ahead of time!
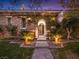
[37,36,47,40]
[35,35,49,47]
[35,41,49,47]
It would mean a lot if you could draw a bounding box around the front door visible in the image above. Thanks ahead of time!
[38,23,44,35]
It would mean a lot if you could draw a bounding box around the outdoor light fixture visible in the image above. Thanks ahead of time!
[51,17,56,21]
[54,34,62,44]
[54,34,64,47]
[27,17,32,20]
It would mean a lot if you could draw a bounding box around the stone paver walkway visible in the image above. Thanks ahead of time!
[31,48,54,59]
[31,35,54,59]
[35,35,49,47]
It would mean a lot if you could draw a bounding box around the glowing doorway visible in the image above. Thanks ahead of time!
[38,23,44,35]
[35,19,47,38]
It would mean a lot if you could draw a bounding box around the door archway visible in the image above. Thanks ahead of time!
[37,19,46,37]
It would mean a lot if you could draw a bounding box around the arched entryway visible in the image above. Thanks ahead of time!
[35,19,47,39]
[35,19,49,47]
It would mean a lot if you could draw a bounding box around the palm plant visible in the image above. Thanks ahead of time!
[7,25,17,36]
[62,16,79,40]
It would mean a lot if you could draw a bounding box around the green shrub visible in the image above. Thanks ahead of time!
[0,25,3,32]
[0,41,34,59]
[7,25,17,36]
[65,42,79,55]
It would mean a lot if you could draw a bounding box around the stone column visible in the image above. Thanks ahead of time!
[35,27,38,38]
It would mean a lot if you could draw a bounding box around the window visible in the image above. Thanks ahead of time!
[8,17,11,26]
[22,18,26,27]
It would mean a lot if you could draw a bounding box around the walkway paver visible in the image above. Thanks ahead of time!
[31,48,54,59]
[31,35,54,59]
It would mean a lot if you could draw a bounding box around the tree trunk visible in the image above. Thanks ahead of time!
[76,28,79,38]
[66,28,72,40]
[77,31,79,38]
